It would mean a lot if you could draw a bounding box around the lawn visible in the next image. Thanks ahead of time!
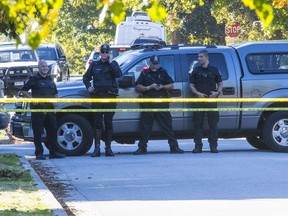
[0,154,54,215]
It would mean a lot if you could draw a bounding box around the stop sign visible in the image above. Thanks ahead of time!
[225,24,241,37]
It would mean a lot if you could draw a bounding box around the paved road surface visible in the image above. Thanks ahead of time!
[1,139,288,216]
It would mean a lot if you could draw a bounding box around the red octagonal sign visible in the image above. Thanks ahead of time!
[225,24,241,37]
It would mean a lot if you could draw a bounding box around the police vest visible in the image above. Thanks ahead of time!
[32,74,57,98]
[91,61,118,92]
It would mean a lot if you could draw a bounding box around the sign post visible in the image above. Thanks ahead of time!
[225,24,241,37]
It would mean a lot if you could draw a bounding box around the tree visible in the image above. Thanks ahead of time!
[0,0,63,49]
[1,0,286,48]
[45,0,116,74]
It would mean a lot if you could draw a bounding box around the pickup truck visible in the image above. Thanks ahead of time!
[10,41,288,155]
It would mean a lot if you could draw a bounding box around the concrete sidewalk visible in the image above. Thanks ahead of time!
[0,143,67,216]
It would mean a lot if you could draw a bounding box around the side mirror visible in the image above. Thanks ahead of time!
[59,55,66,61]
[118,75,135,88]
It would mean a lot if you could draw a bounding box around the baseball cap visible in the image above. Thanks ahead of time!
[150,55,159,64]
[100,44,110,51]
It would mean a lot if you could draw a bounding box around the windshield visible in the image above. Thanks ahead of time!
[0,49,37,63]
[36,48,57,61]
[114,52,139,69]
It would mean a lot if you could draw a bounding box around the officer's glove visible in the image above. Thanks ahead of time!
[88,86,95,93]
[150,83,158,89]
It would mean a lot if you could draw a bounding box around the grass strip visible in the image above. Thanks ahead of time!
[0,153,53,215]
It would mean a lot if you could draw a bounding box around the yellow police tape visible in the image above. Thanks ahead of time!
[1,97,288,103]
[1,98,287,112]
[1,107,288,113]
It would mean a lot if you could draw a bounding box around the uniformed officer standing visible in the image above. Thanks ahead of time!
[83,44,122,157]
[133,55,184,155]
[20,60,65,160]
[189,50,223,153]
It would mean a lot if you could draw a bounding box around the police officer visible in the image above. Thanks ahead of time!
[19,59,65,160]
[133,55,184,155]
[83,44,122,157]
[189,50,223,153]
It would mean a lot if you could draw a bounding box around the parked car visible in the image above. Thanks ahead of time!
[0,45,39,97]
[36,44,70,82]
[0,44,68,97]
[131,36,166,47]
[0,79,10,130]
[0,41,16,48]
[10,41,288,155]
[84,50,100,71]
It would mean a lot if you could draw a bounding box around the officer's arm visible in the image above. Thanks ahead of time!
[18,90,31,98]
[190,83,206,98]
[110,60,122,78]
[18,77,33,98]
[83,65,93,89]
[217,81,223,95]
[136,84,150,93]
[162,83,173,91]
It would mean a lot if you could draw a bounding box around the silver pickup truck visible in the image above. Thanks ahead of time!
[10,41,288,155]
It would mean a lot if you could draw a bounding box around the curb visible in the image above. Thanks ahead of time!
[19,156,68,216]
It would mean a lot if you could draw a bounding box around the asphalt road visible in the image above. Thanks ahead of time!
[2,139,288,216]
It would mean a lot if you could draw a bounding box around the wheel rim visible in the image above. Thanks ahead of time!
[57,122,83,151]
[272,119,288,147]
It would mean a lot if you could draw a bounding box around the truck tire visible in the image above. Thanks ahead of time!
[246,136,269,150]
[56,114,93,156]
[263,112,288,152]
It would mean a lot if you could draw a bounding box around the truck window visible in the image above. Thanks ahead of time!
[246,53,288,73]
[36,48,57,61]
[186,53,228,80]
[126,55,175,81]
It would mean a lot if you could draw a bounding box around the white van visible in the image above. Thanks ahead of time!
[114,11,166,45]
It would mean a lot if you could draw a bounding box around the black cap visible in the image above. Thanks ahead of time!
[100,44,110,51]
[150,55,159,63]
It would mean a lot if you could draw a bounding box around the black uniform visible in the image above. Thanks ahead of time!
[136,67,179,149]
[83,59,122,153]
[189,64,222,149]
[20,73,58,157]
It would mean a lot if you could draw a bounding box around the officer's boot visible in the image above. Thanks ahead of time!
[209,142,219,153]
[105,129,115,157]
[133,142,147,155]
[170,144,184,154]
[91,129,102,157]
[192,143,203,153]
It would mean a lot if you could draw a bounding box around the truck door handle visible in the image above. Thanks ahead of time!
[170,89,182,97]
[222,87,235,95]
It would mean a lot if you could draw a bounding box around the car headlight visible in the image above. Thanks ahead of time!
[9,71,14,74]
[22,70,28,74]
[32,67,39,72]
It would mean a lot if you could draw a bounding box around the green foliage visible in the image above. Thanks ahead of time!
[0,0,63,49]
[45,0,115,74]
[177,2,226,45]
[241,0,274,26]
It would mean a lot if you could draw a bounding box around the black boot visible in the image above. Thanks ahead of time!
[105,129,115,157]
[170,145,184,154]
[192,143,203,153]
[91,129,101,157]
[133,141,147,155]
[210,142,219,153]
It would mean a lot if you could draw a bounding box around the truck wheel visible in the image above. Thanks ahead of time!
[263,112,288,152]
[246,136,269,150]
[56,114,93,156]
